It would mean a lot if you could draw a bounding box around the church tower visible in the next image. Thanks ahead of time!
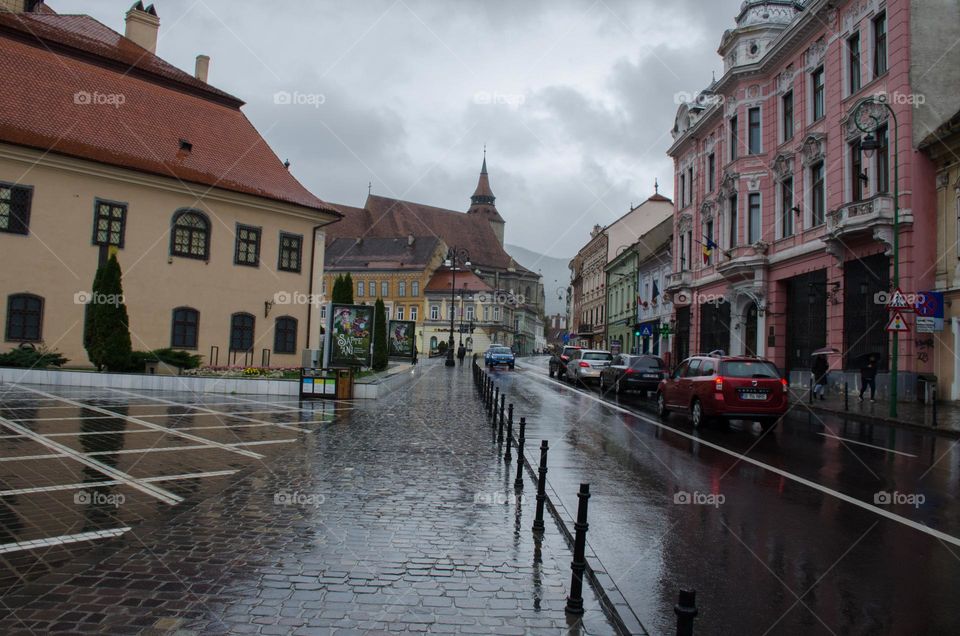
[467,151,505,246]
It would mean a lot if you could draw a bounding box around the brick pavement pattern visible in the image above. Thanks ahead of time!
[0,363,615,634]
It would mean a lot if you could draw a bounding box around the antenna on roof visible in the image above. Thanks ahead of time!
[654,179,659,194]
[368,181,372,196]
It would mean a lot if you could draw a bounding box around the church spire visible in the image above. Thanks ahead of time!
[467,148,505,245]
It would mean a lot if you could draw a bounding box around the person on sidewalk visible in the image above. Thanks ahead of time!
[859,355,877,402]
[457,344,466,365]
[812,355,829,401]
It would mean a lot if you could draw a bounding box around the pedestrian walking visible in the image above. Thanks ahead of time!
[859,355,877,402]
[812,355,829,401]
[457,343,466,365]
[412,345,418,365]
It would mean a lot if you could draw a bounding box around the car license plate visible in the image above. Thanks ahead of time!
[740,391,767,400]
[643,373,659,379]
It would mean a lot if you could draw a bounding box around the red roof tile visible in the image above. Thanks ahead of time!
[425,269,493,294]
[0,13,338,215]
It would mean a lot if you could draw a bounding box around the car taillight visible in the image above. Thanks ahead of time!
[714,376,724,393]
[624,368,635,375]
[781,378,788,393]
[561,355,569,361]
[579,362,590,368]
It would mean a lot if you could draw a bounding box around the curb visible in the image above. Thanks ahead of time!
[790,401,960,439]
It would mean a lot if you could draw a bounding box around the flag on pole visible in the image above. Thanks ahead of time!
[702,236,717,263]
[651,280,660,303]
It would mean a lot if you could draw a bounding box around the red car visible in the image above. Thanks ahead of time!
[655,355,788,431]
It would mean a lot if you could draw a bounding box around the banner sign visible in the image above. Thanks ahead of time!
[388,320,416,359]
[328,304,374,367]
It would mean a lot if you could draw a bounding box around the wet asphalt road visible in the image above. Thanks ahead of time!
[495,356,960,636]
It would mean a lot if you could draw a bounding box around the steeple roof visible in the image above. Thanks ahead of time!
[468,151,504,223]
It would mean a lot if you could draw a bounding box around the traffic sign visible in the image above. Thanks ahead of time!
[888,288,913,311]
[640,325,653,337]
[886,311,910,332]
[916,291,943,318]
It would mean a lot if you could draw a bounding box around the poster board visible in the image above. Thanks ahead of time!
[324,304,374,367]
[388,320,416,359]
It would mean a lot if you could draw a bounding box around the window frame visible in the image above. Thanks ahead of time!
[430,305,440,320]
[170,306,200,350]
[411,281,420,297]
[170,209,211,260]
[233,223,261,267]
[748,192,762,244]
[875,124,890,194]
[729,115,739,161]
[811,66,825,122]
[357,281,365,297]
[850,139,864,202]
[277,231,303,273]
[781,91,794,142]
[810,160,826,226]
[873,11,888,78]
[728,192,739,248]
[780,176,795,239]
[410,306,418,321]
[396,306,404,321]
[707,153,716,193]
[747,107,762,155]
[273,315,298,354]
[5,293,43,342]
[92,198,127,248]
[0,182,33,236]
[381,281,389,298]
[847,31,862,95]
[229,312,256,352]
[398,281,407,297]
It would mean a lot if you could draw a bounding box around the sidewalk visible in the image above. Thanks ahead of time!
[790,388,960,436]
[0,360,616,635]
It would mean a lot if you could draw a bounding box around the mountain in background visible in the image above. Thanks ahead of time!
[505,244,570,316]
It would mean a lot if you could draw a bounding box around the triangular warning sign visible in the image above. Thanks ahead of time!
[888,288,912,311]
[886,311,910,332]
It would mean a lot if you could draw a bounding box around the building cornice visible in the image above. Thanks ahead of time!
[0,142,339,224]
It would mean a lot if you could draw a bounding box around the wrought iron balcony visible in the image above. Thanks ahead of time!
[823,195,902,258]
[665,271,692,292]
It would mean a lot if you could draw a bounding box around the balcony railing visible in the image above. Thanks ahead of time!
[826,195,894,235]
[665,271,692,291]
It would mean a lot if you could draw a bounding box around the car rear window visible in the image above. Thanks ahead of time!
[720,360,780,378]
[583,352,612,361]
[491,347,511,354]
[629,357,663,370]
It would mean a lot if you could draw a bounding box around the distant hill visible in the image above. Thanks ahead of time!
[505,244,570,315]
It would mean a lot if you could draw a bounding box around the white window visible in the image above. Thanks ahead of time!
[398,281,406,297]
[747,107,762,155]
[411,281,420,296]
[494,307,501,321]
[410,306,418,321]
[748,192,761,244]
[430,305,439,320]
[466,305,475,321]
[396,307,404,321]
[357,281,365,297]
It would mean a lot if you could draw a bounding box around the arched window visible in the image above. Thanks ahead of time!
[171,307,199,349]
[429,336,438,351]
[170,210,210,260]
[274,316,297,354]
[5,293,43,341]
[229,312,255,352]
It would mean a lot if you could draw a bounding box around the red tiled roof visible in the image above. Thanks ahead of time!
[325,194,529,273]
[425,269,493,294]
[0,13,338,215]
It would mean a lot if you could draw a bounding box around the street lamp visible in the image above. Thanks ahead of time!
[445,247,471,367]
[852,95,899,417]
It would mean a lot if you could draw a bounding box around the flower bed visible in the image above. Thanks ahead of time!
[181,366,301,379]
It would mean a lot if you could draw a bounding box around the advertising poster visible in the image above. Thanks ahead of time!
[328,304,374,367]
[388,320,416,359]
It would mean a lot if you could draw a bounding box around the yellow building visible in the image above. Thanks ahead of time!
[322,235,447,336]
[0,4,339,368]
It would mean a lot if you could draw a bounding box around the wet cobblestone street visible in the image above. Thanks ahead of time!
[0,363,614,634]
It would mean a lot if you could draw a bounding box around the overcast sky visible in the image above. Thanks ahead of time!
[84,0,743,257]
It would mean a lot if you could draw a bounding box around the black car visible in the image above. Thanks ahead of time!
[599,354,666,396]
[548,345,582,380]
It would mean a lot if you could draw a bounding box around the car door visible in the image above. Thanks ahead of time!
[566,350,581,378]
[606,355,624,384]
[678,359,702,408]
[665,360,689,407]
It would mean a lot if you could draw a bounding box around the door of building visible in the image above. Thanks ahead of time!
[785,270,827,374]
[744,302,759,356]
[699,300,731,354]
[843,253,890,370]
[675,307,691,364]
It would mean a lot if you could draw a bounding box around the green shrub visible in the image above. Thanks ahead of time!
[0,346,68,369]
[126,348,203,372]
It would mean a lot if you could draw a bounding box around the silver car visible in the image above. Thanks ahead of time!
[565,349,613,385]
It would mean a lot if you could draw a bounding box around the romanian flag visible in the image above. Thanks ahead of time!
[702,237,717,263]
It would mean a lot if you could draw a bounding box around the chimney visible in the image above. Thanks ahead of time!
[124,2,159,54]
[194,54,210,83]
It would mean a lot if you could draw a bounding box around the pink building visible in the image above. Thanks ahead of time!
[665,0,959,396]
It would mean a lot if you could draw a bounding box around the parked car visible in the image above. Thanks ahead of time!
[549,345,582,379]
[485,345,515,369]
[599,354,666,396]
[565,349,613,385]
[655,354,787,430]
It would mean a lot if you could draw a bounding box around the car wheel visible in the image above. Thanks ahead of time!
[615,378,623,394]
[599,375,605,392]
[656,392,668,418]
[509,364,515,370]
[691,399,704,429]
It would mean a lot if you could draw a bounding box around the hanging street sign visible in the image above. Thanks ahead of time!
[886,311,910,332]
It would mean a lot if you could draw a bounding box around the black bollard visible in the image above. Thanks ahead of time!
[507,403,514,432]
[933,386,938,428]
[493,387,499,418]
[674,588,698,636]
[532,440,548,535]
[564,483,590,615]
[514,417,526,490]
[497,401,505,443]
[844,381,849,411]
[505,411,513,462]
[809,376,814,404]
[500,395,506,431]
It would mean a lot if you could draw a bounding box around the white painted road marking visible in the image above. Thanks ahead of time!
[16,386,264,459]
[514,363,960,549]
[817,432,918,458]
[0,470,239,497]
[0,527,131,554]
[0,415,182,505]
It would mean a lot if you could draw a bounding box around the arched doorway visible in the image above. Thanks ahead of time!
[744,302,759,356]
[429,336,438,353]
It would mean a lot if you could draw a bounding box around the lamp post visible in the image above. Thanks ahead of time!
[853,96,899,417]
[445,247,471,368]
